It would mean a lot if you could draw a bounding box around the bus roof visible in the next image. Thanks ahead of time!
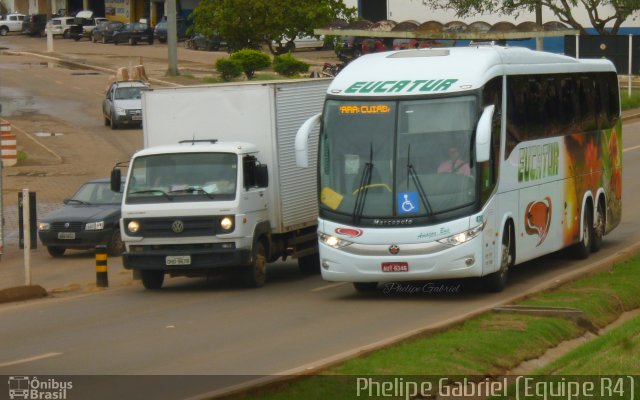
[329,45,617,97]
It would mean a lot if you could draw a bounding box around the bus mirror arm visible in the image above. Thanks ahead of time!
[475,105,495,163]
[295,113,322,168]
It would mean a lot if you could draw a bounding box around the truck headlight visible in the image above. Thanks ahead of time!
[437,223,484,246]
[127,220,140,234]
[85,221,105,230]
[219,216,233,231]
[38,222,50,231]
[319,233,352,249]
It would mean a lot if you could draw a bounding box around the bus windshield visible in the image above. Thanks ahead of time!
[319,96,477,222]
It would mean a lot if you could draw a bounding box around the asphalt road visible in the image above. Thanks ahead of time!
[1,34,640,399]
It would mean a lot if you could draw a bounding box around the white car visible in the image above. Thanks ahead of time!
[0,13,25,36]
[275,35,326,51]
[47,16,76,38]
[102,80,149,130]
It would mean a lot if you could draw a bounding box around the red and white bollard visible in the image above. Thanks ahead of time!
[1,119,17,167]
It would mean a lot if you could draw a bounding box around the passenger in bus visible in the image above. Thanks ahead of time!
[437,145,470,175]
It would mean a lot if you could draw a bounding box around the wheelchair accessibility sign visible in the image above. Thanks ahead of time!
[397,192,419,214]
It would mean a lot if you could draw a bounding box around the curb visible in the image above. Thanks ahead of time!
[0,285,48,304]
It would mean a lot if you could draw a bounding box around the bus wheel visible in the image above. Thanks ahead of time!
[141,270,164,289]
[483,223,513,292]
[244,241,266,288]
[591,200,605,253]
[571,205,593,259]
[353,282,378,293]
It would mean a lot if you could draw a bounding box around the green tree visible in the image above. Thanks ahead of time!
[229,50,272,79]
[190,0,357,53]
[426,0,639,35]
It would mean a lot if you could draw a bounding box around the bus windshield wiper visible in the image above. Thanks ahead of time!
[405,145,433,216]
[129,189,173,200]
[352,143,374,224]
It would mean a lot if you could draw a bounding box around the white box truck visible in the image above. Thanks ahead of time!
[111,79,330,289]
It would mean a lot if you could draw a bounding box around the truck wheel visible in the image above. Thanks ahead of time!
[106,228,124,256]
[298,253,320,274]
[0,27,8,36]
[141,270,164,289]
[591,199,605,253]
[570,205,593,260]
[47,246,66,257]
[244,241,266,288]
[353,282,378,293]
[482,222,513,292]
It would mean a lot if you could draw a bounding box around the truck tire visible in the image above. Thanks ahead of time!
[298,253,320,274]
[141,270,164,289]
[244,241,266,288]
[47,246,66,257]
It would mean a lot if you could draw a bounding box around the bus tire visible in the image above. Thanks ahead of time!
[591,198,605,253]
[244,241,266,288]
[353,282,378,293]
[570,204,593,260]
[298,253,320,274]
[141,270,164,289]
[483,222,513,292]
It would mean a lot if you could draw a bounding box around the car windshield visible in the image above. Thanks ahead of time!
[114,86,143,100]
[71,182,123,205]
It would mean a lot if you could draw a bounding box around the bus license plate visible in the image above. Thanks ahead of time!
[381,262,409,272]
[57,232,75,240]
[166,255,191,266]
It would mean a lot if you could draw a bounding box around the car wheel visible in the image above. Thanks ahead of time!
[114,38,119,45]
[107,228,124,256]
[141,270,164,290]
[47,246,66,257]
[243,241,266,288]
[104,116,110,126]
[160,38,166,44]
[110,112,118,130]
[0,27,8,36]
[148,38,153,45]
[63,30,70,39]
[128,37,134,45]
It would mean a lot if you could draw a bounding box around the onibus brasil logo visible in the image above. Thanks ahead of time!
[8,376,73,399]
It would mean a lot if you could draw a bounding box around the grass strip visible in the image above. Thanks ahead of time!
[227,257,640,399]
[621,89,640,110]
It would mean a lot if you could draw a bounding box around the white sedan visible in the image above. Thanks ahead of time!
[275,35,326,51]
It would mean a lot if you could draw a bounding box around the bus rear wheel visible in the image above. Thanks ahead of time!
[483,223,513,292]
[591,199,605,253]
[570,205,593,260]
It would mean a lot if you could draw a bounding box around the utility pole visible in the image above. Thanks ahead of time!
[535,1,543,51]
[166,0,179,76]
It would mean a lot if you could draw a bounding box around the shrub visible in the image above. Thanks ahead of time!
[229,49,271,79]
[273,53,310,77]
[215,58,242,81]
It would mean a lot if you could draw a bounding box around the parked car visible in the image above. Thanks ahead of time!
[47,16,76,38]
[69,11,107,41]
[274,35,327,52]
[22,14,47,36]
[102,80,148,129]
[0,13,25,36]
[153,18,188,43]
[37,177,125,257]
[91,20,123,43]
[184,32,226,51]
[112,22,154,45]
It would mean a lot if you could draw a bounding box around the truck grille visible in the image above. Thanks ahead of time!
[135,217,218,237]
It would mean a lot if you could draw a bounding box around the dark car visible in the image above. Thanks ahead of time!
[113,22,154,45]
[184,32,226,51]
[153,18,188,43]
[22,14,47,36]
[38,178,125,257]
[91,20,123,43]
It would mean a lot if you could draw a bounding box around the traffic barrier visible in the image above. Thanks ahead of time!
[0,119,17,167]
[96,245,109,288]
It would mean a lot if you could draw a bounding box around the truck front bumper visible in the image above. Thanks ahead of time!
[123,247,251,271]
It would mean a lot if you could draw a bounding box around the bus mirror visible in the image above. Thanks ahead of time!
[475,105,494,163]
[295,113,322,168]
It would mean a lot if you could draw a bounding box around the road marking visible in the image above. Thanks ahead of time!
[311,282,347,292]
[623,144,640,153]
[0,352,62,368]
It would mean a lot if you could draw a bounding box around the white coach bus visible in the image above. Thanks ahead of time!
[296,45,622,293]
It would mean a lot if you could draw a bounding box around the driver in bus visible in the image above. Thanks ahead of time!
[437,145,470,175]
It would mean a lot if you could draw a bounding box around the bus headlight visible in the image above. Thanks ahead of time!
[437,223,484,246]
[127,220,140,234]
[220,216,233,231]
[319,233,352,249]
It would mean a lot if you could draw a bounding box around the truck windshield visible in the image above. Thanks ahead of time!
[319,96,477,224]
[125,152,237,204]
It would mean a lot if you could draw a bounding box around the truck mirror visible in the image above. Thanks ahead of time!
[295,113,321,168]
[110,169,121,192]
[475,105,494,163]
[256,164,268,188]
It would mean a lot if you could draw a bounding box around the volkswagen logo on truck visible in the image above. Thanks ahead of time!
[171,220,184,233]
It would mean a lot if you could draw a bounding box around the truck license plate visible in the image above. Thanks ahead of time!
[381,262,409,272]
[57,232,75,240]
[166,255,191,266]
[132,116,142,121]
